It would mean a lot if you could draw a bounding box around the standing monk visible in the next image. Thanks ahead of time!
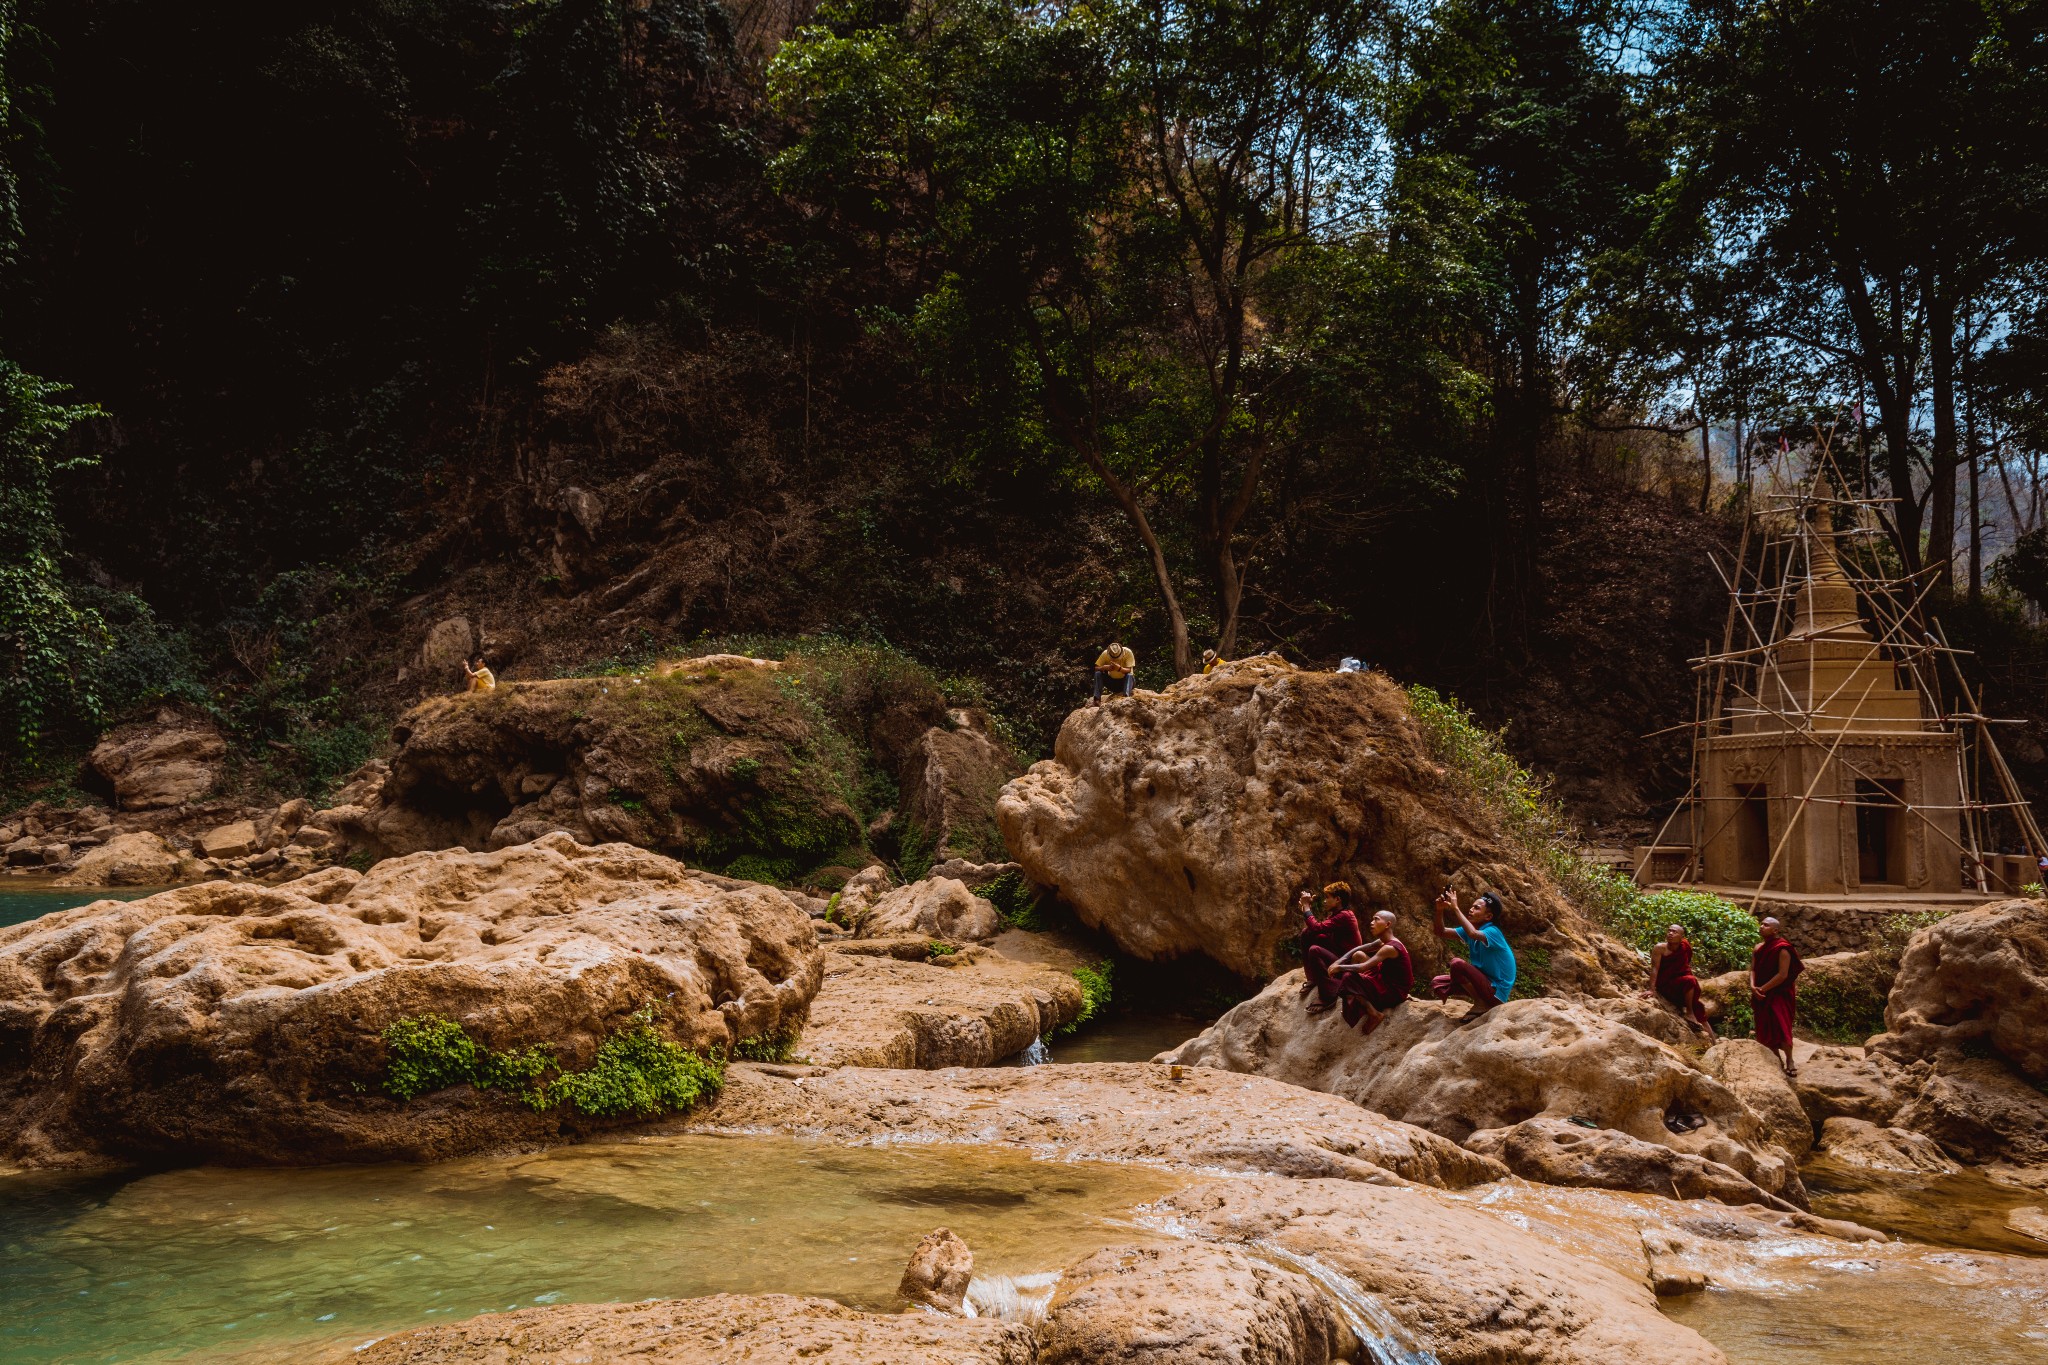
[1750,916,1803,1077]
[1643,924,1712,1036]
[1329,910,1413,1035]
[1429,888,1515,1015]
[1296,884,1364,1014]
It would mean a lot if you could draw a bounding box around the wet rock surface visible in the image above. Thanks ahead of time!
[996,657,1635,987]
[1161,981,1805,1203]
[1037,1242,1348,1365]
[1,834,821,1166]
[343,1292,1039,1365]
[691,1060,1508,1191]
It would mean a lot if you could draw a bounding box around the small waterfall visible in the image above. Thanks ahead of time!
[963,1270,1062,1322]
[1011,1035,1051,1066]
[1249,1241,1442,1365]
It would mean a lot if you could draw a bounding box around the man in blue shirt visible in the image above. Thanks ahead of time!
[1430,888,1515,1015]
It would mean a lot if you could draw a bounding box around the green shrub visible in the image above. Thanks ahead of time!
[732,1028,802,1063]
[724,853,795,886]
[1717,994,1755,1039]
[380,1007,725,1120]
[1609,888,1757,975]
[546,1011,726,1118]
[382,1016,483,1101]
[1060,960,1114,1035]
[925,939,958,958]
[982,867,1051,931]
[1797,972,1888,1044]
[1508,947,1552,1000]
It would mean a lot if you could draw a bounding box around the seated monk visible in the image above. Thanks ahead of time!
[1429,887,1515,1015]
[1642,923,1712,1035]
[1750,916,1804,1077]
[1296,884,1364,1015]
[1328,910,1413,1035]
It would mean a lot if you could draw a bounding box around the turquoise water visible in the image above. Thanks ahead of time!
[0,1135,1182,1365]
[0,881,165,930]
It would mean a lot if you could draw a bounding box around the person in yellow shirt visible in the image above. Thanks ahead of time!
[1090,641,1136,705]
[1202,649,1224,674]
[463,654,497,693]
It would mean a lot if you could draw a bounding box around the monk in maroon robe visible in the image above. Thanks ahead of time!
[1643,924,1712,1035]
[1297,883,1364,1014]
[1329,910,1413,1035]
[1750,916,1803,1076]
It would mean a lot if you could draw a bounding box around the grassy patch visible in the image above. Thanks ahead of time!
[1609,887,1757,975]
[925,939,958,958]
[1508,946,1552,999]
[732,1028,803,1063]
[982,867,1055,931]
[380,1007,726,1119]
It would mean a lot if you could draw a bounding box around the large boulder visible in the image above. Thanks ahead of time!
[332,659,865,879]
[858,877,1002,942]
[897,709,1016,862]
[1699,1039,1814,1159]
[801,944,1083,1068]
[996,657,1634,988]
[1810,1116,1960,1175]
[51,831,185,888]
[1037,1242,1348,1365]
[1161,982,1804,1203]
[345,1293,1037,1365]
[1875,898,2047,1081]
[0,834,821,1166]
[1464,1117,1796,1210]
[87,715,227,811]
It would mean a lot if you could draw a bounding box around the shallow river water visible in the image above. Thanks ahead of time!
[1,1136,1187,1365]
[0,881,165,930]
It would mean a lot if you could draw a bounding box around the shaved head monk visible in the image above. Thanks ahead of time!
[1296,883,1364,1015]
[1749,917,1804,1077]
[1642,923,1713,1036]
[1327,910,1413,1035]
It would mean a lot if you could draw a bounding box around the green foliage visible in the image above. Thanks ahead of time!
[1060,960,1114,1035]
[732,1028,802,1063]
[545,1010,726,1118]
[823,891,845,925]
[1797,971,1889,1046]
[982,867,1051,931]
[382,1007,726,1120]
[723,854,794,886]
[0,360,107,759]
[889,816,938,883]
[381,1016,483,1102]
[925,939,957,959]
[1610,888,1758,976]
[1717,995,1755,1040]
[1991,528,2048,614]
[1508,947,1551,1000]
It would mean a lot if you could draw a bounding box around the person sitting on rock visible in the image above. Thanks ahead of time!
[1296,883,1363,1014]
[1642,923,1713,1036]
[1429,888,1515,1015]
[462,654,497,693]
[1750,916,1804,1078]
[1328,910,1413,1035]
[1090,642,1137,705]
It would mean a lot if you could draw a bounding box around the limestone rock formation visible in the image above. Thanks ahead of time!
[996,656,1634,987]
[698,1061,1508,1191]
[1160,982,1804,1203]
[1037,1243,1349,1365]
[343,1293,1038,1365]
[50,831,185,888]
[899,1227,974,1314]
[802,943,1082,1068]
[1148,1177,1730,1365]
[0,834,821,1166]
[898,710,1014,862]
[859,877,1002,942]
[1810,1117,1959,1174]
[1876,899,2047,1081]
[1699,1039,1814,1158]
[86,714,227,811]
[1886,1055,2048,1166]
[1464,1117,1796,1209]
[1791,1045,1904,1127]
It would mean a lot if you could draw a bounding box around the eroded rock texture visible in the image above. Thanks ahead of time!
[801,943,1083,1068]
[1162,985,1804,1205]
[344,1293,1038,1365]
[1877,899,2048,1081]
[997,657,1634,986]
[1,834,820,1166]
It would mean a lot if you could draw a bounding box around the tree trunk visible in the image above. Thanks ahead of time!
[1926,279,1960,597]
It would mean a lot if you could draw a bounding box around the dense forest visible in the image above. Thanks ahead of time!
[4,0,2048,831]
